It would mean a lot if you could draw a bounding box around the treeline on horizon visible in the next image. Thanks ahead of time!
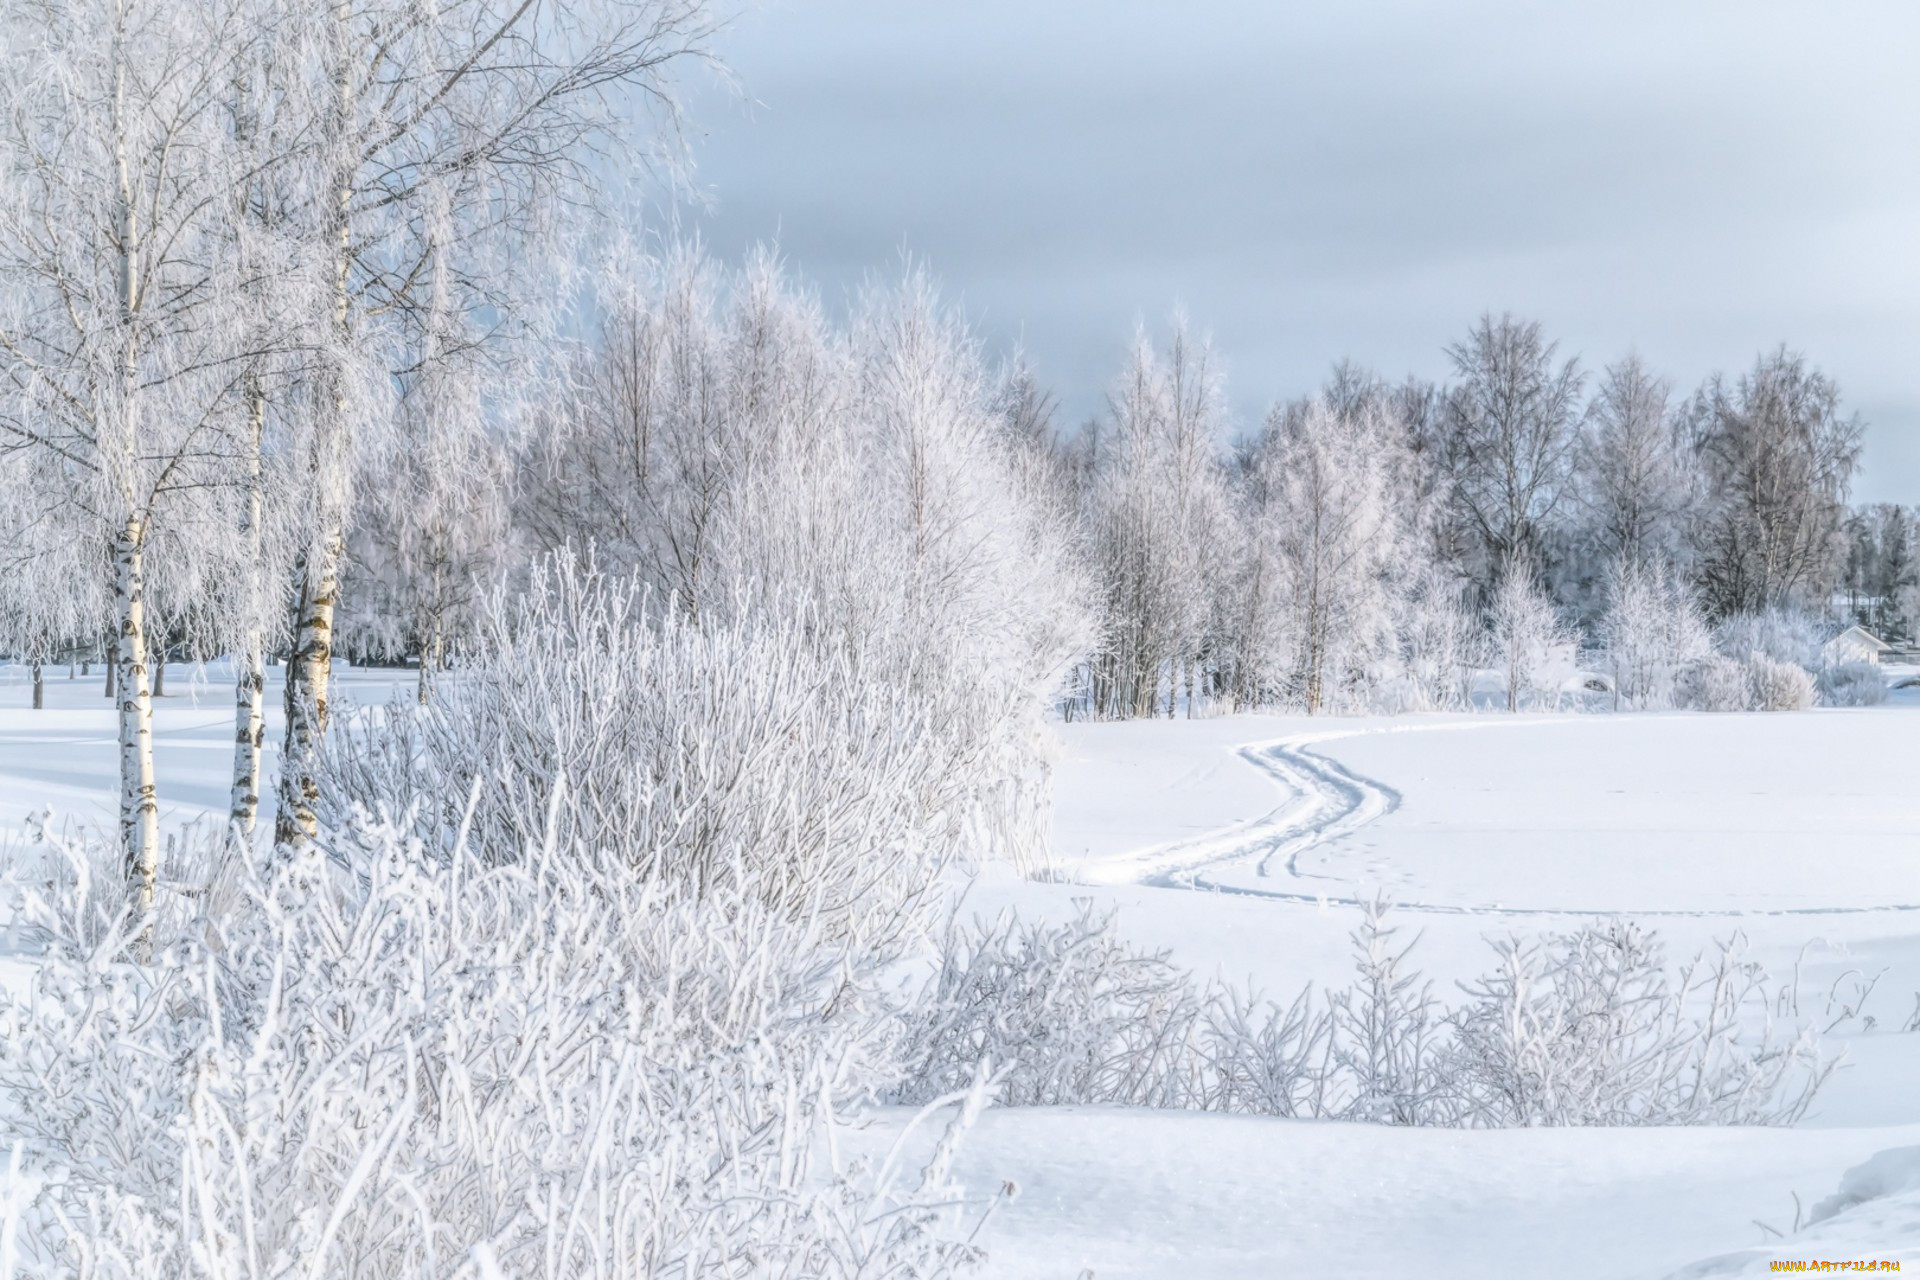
[8,250,1904,727]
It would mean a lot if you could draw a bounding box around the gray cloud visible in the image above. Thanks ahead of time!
[681,0,1920,498]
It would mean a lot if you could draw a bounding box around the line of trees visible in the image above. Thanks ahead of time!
[1058,314,1866,717]
[1841,502,1919,641]
[0,0,725,905]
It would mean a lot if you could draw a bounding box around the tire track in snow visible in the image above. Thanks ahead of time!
[1132,725,1920,920]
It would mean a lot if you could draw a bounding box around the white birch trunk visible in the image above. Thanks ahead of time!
[111,26,158,910]
[114,520,159,918]
[277,534,341,845]
[276,5,354,846]
[231,379,266,833]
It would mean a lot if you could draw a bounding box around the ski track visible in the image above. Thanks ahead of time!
[1132,722,1920,921]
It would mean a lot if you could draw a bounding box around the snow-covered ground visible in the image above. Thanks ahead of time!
[951,702,1920,1277]
[4,665,1920,1276]
[0,659,414,834]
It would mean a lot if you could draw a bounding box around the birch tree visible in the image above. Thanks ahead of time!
[337,288,514,700]
[1578,354,1694,570]
[267,0,727,843]
[1435,315,1585,595]
[1088,316,1230,718]
[1250,394,1410,713]
[1689,349,1862,619]
[0,502,100,711]
[0,0,257,908]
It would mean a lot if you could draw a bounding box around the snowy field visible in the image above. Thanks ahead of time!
[4,666,1920,1276]
[955,699,1920,1278]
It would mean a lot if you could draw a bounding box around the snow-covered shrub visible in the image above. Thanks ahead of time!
[316,555,976,945]
[1199,985,1333,1118]
[1713,607,1825,669]
[1598,557,1711,710]
[1485,552,1574,712]
[0,812,243,958]
[901,904,1830,1132]
[1448,921,1829,1127]
[1676,653,1753,711]
[897,904,1208,1108]
[1747,653,1816,711]
[1328,898,1455,1124]
[1818,661,1889,707]
[899,905,1343,1118]
[902,901,1829,1132]
[0,816,995,1279]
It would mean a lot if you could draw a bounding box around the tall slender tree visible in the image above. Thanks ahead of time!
[269,0,726,843]
[1689,348,1862,618]
[1435,314,1585,595]
[0,0,259,907]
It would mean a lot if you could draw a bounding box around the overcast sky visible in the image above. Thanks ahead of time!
[679,1,1920,500]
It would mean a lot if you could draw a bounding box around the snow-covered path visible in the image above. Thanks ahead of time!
[1115,714,1920,919]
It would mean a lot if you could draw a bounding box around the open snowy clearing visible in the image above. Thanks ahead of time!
[952,701,1920,1277]
[5,673,1920,1276]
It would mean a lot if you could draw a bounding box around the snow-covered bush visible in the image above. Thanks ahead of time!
[1597,557,1711,710]
[898,904,1341,1117]
[1448,922,1827,1126]
[1327,899,1454,1124]
[1747,653,1817,711]
[316,555,982,944]
[1713,607,1825,669]
[1677,653,1753,711]
[1818,661,1889,707]
[1669,610,1822,713]
[897,903,1208,1108]
[899,903,1828,1131]
[1199,985,1333,1118]
[0,816,995,1279]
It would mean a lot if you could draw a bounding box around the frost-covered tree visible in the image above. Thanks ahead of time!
[0,508,102,710]
[1434,315,1585,595]
[519,251,1091,864]
[1485,550,1570,712]
[0,0,263,906]
[1577,355,1694,571]
[1840,503,1917,640]
[1689,349,1862,619]
[1597,556,1710,710]
[518,246,820,615]
[1087,316,1231,718]
[337,253,514,700]
[1397,571,1483,712]
[1232,392,1411,712]
[266,0,728,844]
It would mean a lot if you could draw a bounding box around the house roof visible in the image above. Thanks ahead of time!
[1827,625,1892,651]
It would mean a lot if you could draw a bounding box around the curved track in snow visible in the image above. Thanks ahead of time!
[1134,726,1920,920]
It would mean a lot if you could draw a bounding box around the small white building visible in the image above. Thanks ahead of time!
[1822,625,1892,667]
